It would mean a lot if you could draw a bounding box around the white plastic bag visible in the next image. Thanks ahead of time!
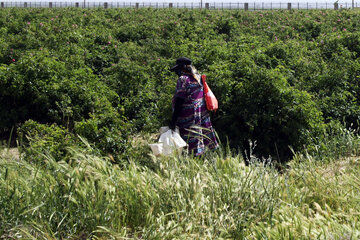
[148,143,164,156]
[149,127,187,156]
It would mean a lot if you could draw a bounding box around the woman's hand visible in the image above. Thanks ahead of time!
[170,97,185,131]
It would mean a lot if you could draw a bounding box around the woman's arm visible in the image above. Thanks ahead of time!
[169,97,185,131]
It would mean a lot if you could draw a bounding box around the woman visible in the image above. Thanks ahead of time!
[169,57,219,156]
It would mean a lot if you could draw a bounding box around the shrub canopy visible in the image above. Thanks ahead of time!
[1,8,360,161]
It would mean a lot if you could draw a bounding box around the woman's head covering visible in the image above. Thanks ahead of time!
[170,57,192,72]
[171,57,200,82]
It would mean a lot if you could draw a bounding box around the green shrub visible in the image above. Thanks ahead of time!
[1,8,360,161]
[216,64,324,162]
[18,120,76,163]
[74,108,130,162]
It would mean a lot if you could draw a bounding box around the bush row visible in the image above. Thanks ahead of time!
[1,8,360,161]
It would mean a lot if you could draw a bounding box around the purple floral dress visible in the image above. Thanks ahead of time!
[173,74,219,156]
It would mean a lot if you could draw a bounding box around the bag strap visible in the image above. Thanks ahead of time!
[201,74,210,94]
[201,74,206,85]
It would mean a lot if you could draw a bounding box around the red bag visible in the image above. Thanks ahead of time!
[201,74,218,112]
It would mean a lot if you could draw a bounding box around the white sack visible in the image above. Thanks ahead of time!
[149,127,187,156]
[148,143,163,156]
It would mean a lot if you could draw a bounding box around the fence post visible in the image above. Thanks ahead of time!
[288,2,291,10]
[24,2,27,7]
[136,2,139,8]
[1,2,3,7]
[75,2,79,7]
[104,2,108,8]
[334,2,338,9]
[205,2,209,9]
[169,3,172,8]
[49,2,52,8]
[244,2,248,10]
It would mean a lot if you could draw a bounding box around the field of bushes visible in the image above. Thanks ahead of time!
[1,7,360,161]
[0,7,360,239]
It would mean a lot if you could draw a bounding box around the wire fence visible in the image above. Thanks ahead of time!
[0,1,359,9]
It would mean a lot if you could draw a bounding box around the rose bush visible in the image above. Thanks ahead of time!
[1,8,359,162]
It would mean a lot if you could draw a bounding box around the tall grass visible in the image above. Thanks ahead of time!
[307,121,360,162]
[1,139,359,239]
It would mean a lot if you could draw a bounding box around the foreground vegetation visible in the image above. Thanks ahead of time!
[1,137,359,239]
[1,125,360,238]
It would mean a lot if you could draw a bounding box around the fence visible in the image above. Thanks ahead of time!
[0,1,359,9]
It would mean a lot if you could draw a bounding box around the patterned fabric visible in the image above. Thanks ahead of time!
[173,74,219,156]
